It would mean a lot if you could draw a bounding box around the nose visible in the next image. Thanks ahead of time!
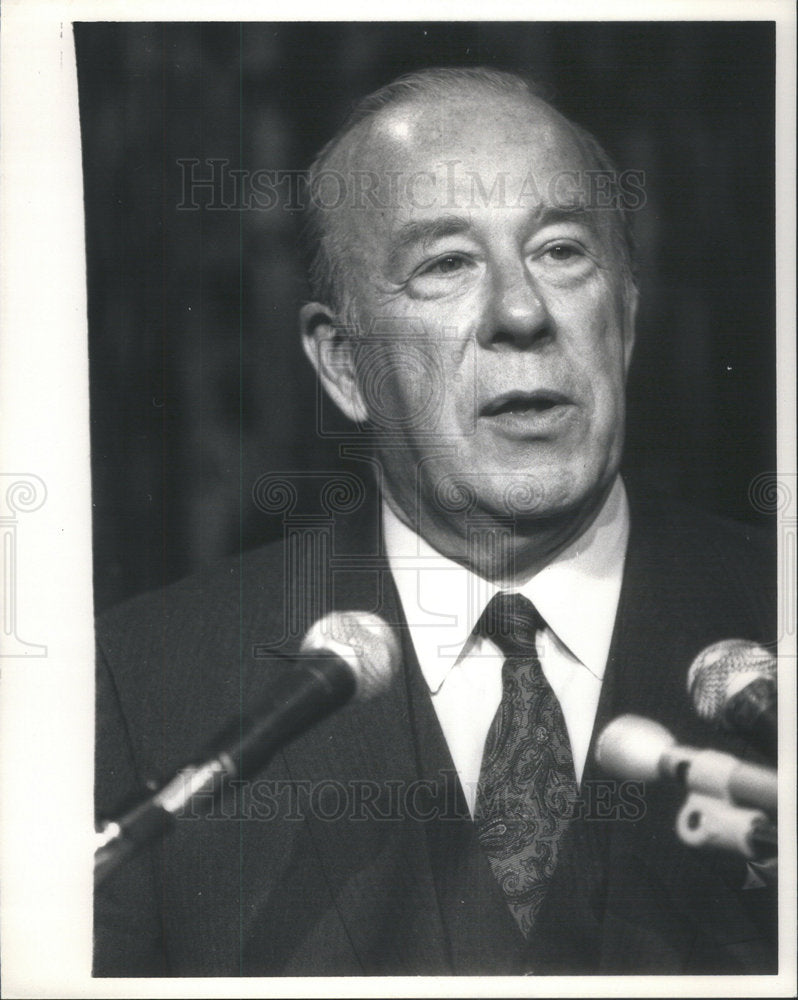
[478,259,552,349]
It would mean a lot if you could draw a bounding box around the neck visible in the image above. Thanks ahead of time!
[382,480,616,585]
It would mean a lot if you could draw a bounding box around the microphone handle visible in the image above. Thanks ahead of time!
[660,746,777,814]
[676,792,776,861]
[724,677,777,761]
[94,757,228,886]
[214,653,354,778]
[95,653,355,887]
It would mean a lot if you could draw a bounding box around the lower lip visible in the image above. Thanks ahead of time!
[480,404,575,438]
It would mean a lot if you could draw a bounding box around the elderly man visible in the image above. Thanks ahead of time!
[95,68,776,976]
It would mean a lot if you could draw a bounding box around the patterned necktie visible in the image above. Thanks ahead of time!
[474,592,578,938]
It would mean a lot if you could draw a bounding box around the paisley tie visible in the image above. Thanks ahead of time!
[474,591,578,938]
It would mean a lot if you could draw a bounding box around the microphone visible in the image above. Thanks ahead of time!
[95,611,399,885]
[595,714,777,814]
[676,792,776,862]
[687,639,777,761]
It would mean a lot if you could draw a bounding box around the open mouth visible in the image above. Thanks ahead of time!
[480,390,572,417]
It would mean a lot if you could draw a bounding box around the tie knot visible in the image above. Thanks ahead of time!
[476,592,544,658]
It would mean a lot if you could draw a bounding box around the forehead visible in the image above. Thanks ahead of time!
[322,87,598,252]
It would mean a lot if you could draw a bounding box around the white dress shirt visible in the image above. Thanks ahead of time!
[383,476,630,815]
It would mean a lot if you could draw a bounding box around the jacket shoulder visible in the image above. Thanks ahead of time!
[95,540,294,777]
[627,488,776,595]
[98,539,286,640]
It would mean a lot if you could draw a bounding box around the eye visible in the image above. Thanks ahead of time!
[543,242,583,262]
[405,252,478,298]
[421,254,468,275]
[527,236,596,286]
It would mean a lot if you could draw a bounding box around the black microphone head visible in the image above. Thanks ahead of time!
[687,639,776,723]
[299,611,400,701]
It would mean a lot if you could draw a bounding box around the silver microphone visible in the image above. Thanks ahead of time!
[595,714,777,814]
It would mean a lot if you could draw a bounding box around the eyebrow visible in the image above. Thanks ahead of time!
[386,204,597,269]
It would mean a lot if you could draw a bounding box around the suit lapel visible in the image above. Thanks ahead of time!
[240,515,450,974]
[526,502,703,971]
[564,492,768,973]
[587,505,699,970]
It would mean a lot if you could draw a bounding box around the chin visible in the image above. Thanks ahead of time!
[481,466,615,524]
[416,449,618,524]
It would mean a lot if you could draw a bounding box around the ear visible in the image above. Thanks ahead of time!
[622,283,639,376]
[299,301,369,424]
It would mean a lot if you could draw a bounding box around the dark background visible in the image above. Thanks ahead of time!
[75,22,776,613]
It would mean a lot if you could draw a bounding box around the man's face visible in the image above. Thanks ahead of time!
[308,88,636,542]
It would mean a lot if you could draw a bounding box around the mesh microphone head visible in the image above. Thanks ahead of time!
[687,639,776,722]
[300,611,400,701]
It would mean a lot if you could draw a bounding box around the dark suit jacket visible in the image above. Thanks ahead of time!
[94,487,777,976]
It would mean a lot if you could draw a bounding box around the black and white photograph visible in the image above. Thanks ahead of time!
[1,5,796,996]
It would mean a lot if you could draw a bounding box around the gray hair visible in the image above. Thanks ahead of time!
[301,66,637,324]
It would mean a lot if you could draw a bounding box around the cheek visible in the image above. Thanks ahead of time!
[553,310,628,443]
[355,341,448,434]
[360,300,478,422]
[588,345,628,433]
[554,286,628,379]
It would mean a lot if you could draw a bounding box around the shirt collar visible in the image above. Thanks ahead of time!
[383,477,629,693]
[519,477,629,680]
